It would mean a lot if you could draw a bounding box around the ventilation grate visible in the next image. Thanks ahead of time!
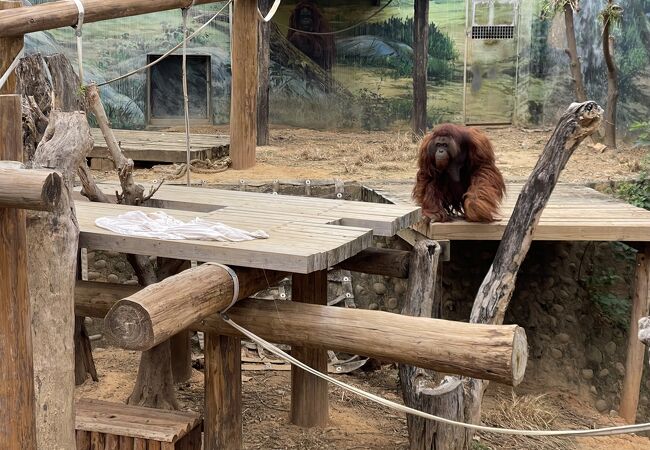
[471,25,514,40]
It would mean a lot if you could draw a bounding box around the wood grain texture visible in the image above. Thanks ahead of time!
[0,167,62,211]
[290,270,329,427]
[104,264,286,350]
[0,0,217,37]
[0,1,22,94]
[204,333,242,450]
[620,246,650,423]
[256,0,270,146]
[412,0,428,135]
[230,0,258,169]
[334,247,411,278]
[74,200,373,273]
[76,281,528,384]
[0,93,37,450]
[27,110,93,450]
[75,398,201,443]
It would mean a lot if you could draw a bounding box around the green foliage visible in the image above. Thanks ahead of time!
[339,17,457,81]
[586,269,630,329]
[357,88,412,131]
[87,101,144,131]
[616,173,650,209]
[630,121,650,147]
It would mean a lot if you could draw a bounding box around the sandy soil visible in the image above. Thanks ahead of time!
[76,347,650,450]
[111,124,650,187]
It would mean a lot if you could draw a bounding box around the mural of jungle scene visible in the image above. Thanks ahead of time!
[23,0,650,135]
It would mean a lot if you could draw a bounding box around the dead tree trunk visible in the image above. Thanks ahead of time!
[411,102,602,449]
[563,4,587,103]
[81,84,182,408]
[74,316,98,385]
[257,0,270,146]
[412,0,429,136]
[27,110,93,450]
[601,3,620,149]
[399,240,470,449]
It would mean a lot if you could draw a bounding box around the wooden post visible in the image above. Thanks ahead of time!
[0,99,37,449]
[620,245,650,423]
[0,0,22,94]
[204,333,242,450]
[412,0,429,136]
[230,0,258,169]
[257,0,270,146]
[290,270,329,427]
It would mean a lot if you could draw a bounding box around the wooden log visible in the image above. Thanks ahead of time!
[412,0,429,136]
[76,281,527,384]
[0,0,217,37]
[290,270,329,427]
[170,331,192,383]
[620,246,650,423]
[230,0,258,169]
[0,84,37,450]
[399,240,471,449]
[204,333,242,450]
[256,0,270,146]
[104,264,286,351]
[0,0,22,94]
[0,166,62,211]
[27,109,93,449]
[335,247,411,278]
[74,315,98,385]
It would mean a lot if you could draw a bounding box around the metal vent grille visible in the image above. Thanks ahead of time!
[471,25,514,39]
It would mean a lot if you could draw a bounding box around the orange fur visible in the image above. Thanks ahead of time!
[412,124,505,222]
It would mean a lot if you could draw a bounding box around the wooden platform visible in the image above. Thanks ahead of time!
[74,187,420,273]
[371,182,650,242]
[78,183,421,237]
[89,129,230,169]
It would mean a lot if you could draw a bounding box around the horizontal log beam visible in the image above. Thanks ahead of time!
[0,166,62,211]
[334,247,410,278]
[0,0,216,37]
[104,265,286,351]
[76,281,528,385]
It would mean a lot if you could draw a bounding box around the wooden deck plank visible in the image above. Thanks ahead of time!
[89,129,229,163]
[371,182,650,242]
[76,183,421,237]
[75,201,373,273]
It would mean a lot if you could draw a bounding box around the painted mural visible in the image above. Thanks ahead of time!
[22,0,650,137]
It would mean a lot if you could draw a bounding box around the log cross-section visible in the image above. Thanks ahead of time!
[0,166,63,211]
[104,264,286,350]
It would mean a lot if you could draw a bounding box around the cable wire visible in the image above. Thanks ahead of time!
[223,315,650,438]
[257,0,282,22]
[96,0,232,87]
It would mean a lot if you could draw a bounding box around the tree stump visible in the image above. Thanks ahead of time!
[26,109,93,450]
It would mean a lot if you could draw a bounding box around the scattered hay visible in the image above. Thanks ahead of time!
[477,392,576,450]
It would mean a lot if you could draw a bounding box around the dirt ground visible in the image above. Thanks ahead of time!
[76,347,650,450]
[80,125,650,449]
[115,124,650,186]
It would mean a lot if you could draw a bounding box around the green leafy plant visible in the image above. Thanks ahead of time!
[586,269,630,329]
[630,121,650,147]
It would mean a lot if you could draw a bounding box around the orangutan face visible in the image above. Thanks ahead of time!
[428,135,466,182]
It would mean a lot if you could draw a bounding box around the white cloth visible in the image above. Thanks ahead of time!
[95,210,269,241]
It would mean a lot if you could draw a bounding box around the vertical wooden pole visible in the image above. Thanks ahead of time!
[256,0,270,146]
[230,0,258,169]
[0,98,37,450]
[204,332,242,450]
[620,245,650,423]
[290,270,329,427]
[170,330,193,383]
[412,0,429,136]
[0,1,23,95]
[0,2,35,447]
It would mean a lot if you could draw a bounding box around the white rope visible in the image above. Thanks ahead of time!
[97,0,232,87]
[205,263,240,312]
[0,47,24,91]
[257,0,281,22]
[222,315,650,438]
[71,0,85,84]
[181,6,192,187]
